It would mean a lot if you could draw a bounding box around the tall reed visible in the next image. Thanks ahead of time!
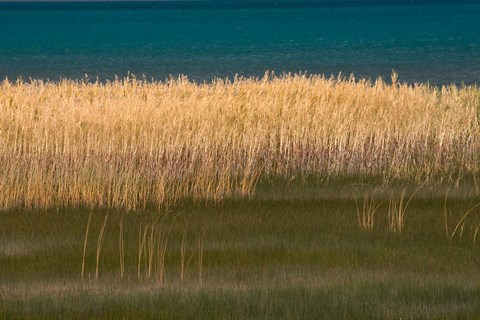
[0,74,479,210]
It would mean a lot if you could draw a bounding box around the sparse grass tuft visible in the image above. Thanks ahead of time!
[355,191,383,231]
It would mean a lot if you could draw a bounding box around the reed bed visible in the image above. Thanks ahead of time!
[0,74,479,210]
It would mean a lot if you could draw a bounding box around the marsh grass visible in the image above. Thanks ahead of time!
[118,217,125,278]
[81,210,92,279]
[95,212,109,279]
[197,228,207,286]
[446,199,480,242]
[2,194,480,319]
[387,183,425,233]
[355,191,383,231]
[130,212,185,285]
[1,74,479,210]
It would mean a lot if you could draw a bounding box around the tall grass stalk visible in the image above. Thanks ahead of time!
[449,202,480,241]
[81,210,93,279]
[197,229,206,286]
[180,229,187,284]
[119,217,125,278]
[95,212,109,279]
[138,224,148,279]
[474,223,480,243]
[444,190,449,239]
[147,220,157,278]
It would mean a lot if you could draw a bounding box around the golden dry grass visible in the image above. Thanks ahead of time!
[0,73,479,210]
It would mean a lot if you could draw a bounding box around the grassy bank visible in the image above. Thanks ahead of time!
[1,74,479,210]
[1,183,480,318]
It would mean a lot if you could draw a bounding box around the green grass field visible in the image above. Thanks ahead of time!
[2,180,480,319]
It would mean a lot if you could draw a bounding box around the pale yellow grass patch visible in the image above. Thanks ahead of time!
[0,74,479,210]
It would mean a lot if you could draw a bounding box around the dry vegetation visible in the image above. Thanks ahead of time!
[0,73,479,210]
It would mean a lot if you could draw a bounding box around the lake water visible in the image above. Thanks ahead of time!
[1,1,480,85]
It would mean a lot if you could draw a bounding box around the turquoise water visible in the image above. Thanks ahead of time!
[1,1,480,84]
